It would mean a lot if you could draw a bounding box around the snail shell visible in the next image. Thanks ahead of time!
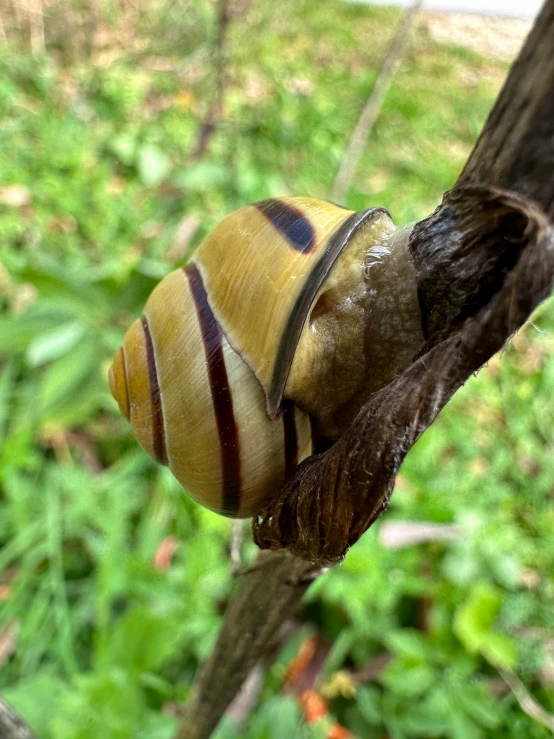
[109,198,423,516]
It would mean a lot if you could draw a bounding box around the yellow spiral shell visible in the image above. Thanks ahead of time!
[109,197,423,517]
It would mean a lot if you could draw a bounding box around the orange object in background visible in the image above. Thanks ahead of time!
[153,536,179,571]
[300,689,327,723]
[299,689,353,739]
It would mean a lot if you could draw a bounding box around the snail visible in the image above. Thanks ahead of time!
[109,197,424,517]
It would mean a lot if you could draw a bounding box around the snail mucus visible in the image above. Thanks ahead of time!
[109,198,424,517]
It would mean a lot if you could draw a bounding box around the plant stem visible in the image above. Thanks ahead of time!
[331,0,422,204]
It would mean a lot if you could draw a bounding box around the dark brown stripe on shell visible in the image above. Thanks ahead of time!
[184,263,241,517]
[268,207,391,418]
[120,346,131,420]
[255,199,316,253]
[282,399,298,478]
[141,316,167,465]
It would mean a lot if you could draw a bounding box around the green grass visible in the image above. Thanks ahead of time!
[1,1,553,737]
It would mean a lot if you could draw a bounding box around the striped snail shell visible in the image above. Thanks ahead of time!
[109,198,424,517]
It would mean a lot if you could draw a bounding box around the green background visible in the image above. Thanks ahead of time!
[1,1,553,737]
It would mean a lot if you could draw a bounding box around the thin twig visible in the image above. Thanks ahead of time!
[28,0,45,55]
[331,0,422,204]
[500,669,554,733]
[230,519,245,576]
[226,662,265,725]
[192,0,231,159]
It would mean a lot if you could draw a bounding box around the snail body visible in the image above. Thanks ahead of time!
[109,198,424,517]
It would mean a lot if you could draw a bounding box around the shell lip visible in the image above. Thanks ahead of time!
[109,346,131,421]
[267,206,391,419]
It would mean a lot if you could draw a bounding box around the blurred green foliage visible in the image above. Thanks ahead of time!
[0,0,553,737]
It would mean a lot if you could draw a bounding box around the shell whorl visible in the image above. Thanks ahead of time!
[184,263,241,514]
[193,197,391,420]
[109,261,312,517]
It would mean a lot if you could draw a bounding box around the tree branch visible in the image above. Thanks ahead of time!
[254,186,552,564]
[176,551,322,739]
[460,0,554,218]
[177,1,554,736]
[0,699,36,739]
[253,0,554,565]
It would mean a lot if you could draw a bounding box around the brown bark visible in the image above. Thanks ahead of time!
[0,699,36,739]
[253,0,554,566]
[460,0,554,218]
[254,187,552,564]
[177,1,554,737]
[176,551,321,739]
